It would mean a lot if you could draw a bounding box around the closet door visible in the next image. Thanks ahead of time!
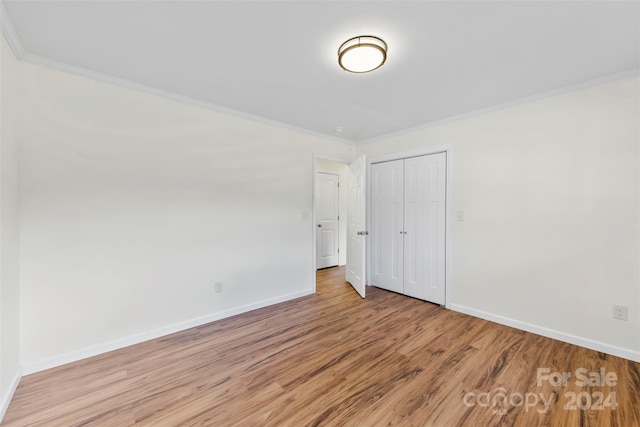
[403,153,446,303]
[370,160,404,293]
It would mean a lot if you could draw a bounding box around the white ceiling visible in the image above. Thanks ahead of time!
[3,1,639,144]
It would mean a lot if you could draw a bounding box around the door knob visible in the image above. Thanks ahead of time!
[318,224,322,228]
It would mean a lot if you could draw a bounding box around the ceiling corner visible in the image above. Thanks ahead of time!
[1,1,26,59]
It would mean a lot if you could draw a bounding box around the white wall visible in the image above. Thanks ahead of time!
[17,59,353,369]
[315,159,348,266]
[6,31,639,381]
[358,75,640,360]
[0,34,21,417]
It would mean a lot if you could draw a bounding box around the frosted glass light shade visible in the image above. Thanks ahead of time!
[338,36,387,73]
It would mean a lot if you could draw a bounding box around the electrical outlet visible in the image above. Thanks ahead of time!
[456,211,464,221]
[613,305,627,321]
[215,281,224,293]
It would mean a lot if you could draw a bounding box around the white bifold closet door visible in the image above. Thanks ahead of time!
[371,159,404,294]
[370,152,446,304]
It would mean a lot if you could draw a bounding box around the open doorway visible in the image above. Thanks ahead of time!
[314,159,349,269]
[313,155,367,299]
[316,171,341,269]
[313,157,350,298]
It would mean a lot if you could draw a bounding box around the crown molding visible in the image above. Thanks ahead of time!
[17,50,354,146]
[4,1,635,148]
[357,67,640,146]
[0,4,351,145]
[0,1,25,59]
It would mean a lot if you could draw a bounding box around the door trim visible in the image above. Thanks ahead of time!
[367,144,453,309]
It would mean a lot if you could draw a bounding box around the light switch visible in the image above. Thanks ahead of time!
[456,211,464,221]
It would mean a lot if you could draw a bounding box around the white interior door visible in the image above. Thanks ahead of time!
[346,155,366,298]
[370,160,404,293]
[403,153,447,304]
[316,172,340,269]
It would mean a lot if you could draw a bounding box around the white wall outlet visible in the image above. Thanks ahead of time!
[613,305,627,321]
[456,211,464,221]
[215,281,224,293]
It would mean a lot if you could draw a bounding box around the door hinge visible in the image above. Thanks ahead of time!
[337,215,339,220]
[337,182,340,188]
[337,248,339,253]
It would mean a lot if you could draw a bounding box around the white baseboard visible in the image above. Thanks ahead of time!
[22,289,314,375]
[0,367,23,423]
[451,304,640,363]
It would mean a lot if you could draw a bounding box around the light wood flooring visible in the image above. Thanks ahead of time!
[3,266,639,426]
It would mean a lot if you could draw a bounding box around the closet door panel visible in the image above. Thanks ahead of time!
[403,153,446,303]
[370,160,404,293]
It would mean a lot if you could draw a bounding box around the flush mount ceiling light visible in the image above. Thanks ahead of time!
[338,35,387,73]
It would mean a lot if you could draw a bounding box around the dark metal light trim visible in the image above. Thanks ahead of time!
[338,35,387,73]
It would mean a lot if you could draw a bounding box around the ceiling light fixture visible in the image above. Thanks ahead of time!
[338,35,387,73]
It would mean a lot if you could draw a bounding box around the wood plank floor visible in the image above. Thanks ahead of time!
[3,266,639,426]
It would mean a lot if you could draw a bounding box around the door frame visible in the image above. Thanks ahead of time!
[367,144,453,309]
[312,154,351,293]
